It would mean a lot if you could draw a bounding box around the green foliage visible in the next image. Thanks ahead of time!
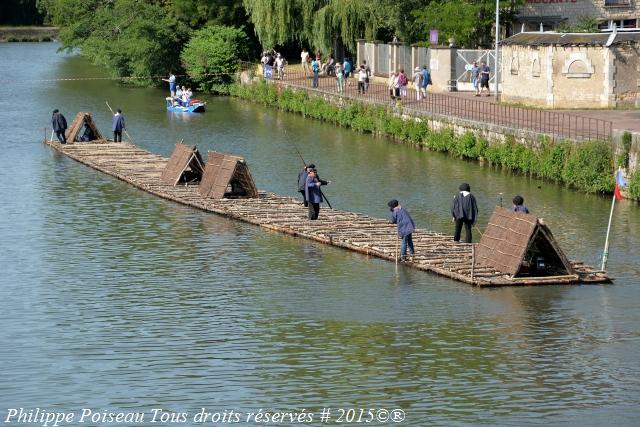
[562,141,614,193]
[40,0,188,82]
[628,170,640,200]
[618,131,632,169]
[232,80,618,195]
[180,25,250,92]
[558,16,598,33]
[412,0,524,48]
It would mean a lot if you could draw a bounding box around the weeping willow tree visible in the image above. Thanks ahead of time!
[243,0,391,52]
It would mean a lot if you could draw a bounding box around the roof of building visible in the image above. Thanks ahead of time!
[501,31,640,47]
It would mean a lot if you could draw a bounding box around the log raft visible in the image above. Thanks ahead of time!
[45,140,611,287]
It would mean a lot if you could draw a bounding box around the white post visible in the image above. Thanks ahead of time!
[495,0,500,101]
[601,195,616,271]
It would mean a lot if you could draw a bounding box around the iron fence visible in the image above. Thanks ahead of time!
[246,63,613,142]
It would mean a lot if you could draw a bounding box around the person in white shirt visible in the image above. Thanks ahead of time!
[275,54,285,80]
[357,65,367,94]
[301,48,310,75]
[413,67,423,100]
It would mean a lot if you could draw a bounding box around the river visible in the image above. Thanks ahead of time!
[1,43,639,426]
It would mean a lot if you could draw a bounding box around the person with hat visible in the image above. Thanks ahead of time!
[297,163,316,207]
[388,199,416,261]
[512,195,529,213]
[451,183,478,243]
[51,109,67,144]
[413,67,423,100]
[305,168,330,220]
[112,108,126,142]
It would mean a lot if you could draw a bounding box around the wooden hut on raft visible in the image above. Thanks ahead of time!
[199,151,258,199]
[66,112,103,143]
[476,207,577,283]
[161,142,205,186]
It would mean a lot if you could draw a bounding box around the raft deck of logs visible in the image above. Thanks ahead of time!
[44,140,611,287]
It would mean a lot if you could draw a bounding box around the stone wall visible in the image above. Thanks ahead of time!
[613,129,640,173]
[519,0,639,26]
[501,43,640,108]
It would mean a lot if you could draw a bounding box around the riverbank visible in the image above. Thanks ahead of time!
[231,79,640,200]
[0,26,58,42]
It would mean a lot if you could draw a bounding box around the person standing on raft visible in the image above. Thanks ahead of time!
[451,183,478,243]
[305,168,329,220]
[162,72,176,98]
[297,163,316,207]
[51,109,67,144]
[388,199,416,261]
[112,109,126,142]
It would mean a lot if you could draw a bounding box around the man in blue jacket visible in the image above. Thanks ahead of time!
[388,199,416,261]
[305,168,329,220]
[112,109,126,142]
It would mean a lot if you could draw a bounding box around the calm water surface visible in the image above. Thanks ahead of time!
[1,43,639,426]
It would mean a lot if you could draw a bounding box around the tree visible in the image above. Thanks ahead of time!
[0,0,44,25]
[180,25,250,93]
[37,0,188,82]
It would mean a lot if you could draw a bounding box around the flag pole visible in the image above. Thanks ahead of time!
[601,194,616,271]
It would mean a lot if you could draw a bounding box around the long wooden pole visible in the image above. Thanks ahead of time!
[289,138,333,209]
[601,194,616,271]
[105,101,135,143]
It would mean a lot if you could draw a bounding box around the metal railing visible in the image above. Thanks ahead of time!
[245,64,613,142]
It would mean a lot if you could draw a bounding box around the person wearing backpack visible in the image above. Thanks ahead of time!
[311,57,320,88]
[398,69,408,98]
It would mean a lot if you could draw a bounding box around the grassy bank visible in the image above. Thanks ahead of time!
[0,26,58,42]
[231,80,640,197]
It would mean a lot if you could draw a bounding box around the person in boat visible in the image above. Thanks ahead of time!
[305,168,330,220]
[112,109,126,142]
[512,195,530,213]
[51,109,67,144]
[162,72,176,98]
[388,199,416,261]
[451,183,478,243]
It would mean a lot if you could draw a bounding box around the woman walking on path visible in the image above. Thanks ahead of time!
[413,67,423,100]
[335,62,344,94]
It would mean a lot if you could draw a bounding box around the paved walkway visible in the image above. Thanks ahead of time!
[269,65,638,138]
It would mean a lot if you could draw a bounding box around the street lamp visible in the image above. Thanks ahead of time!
[495,0,500,101]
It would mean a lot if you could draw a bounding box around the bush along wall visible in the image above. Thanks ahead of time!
[231,80,624,196]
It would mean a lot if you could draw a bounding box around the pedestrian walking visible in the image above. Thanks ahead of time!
[398,69,408,98]
[363,60,371,92]
[512,195,530,213]
[51,109,67,144]
[335,62,344,93]
[305,168,330,220]
[388,199,416,261]
[471,61,481,96]
[413,67,423,100]
[357,65,367,94]
[275,53,286,80]
[388,71,397,100]
[451,183,478,243]
[112,109,126,142]
[420,65,432,98]
[311,56,320,88]
[343,58,352,86]
[301,48,310,76]
[480,61,491,96]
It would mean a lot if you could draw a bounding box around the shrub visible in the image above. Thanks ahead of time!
[562,141,614,193]
[180,25,249,93]
[628,170,640,200]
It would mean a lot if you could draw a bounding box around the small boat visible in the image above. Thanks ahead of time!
[166,97,206,113]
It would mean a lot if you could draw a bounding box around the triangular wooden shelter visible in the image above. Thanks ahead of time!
[199,151,258,199]
[476,207,575,279]
[161,142,205,186]
[66,112,103,143]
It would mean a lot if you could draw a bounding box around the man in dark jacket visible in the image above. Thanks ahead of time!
[389,199,416,261]
[112,109,126,142]
[451,183,478,243]
[297,163,316,207]
[51,109,67,144]
[305,168,329,220]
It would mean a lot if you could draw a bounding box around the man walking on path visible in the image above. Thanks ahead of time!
[451,183,478,243]
[413,67,423,101]
[388,199,416,261]
[357,65,367,94]
[305,168,330,220]
[420,66,431,98]
[471,61,481,96]
[480,61,491,96]
[112,109,126,142]
[301,48,310,76]
[51,109,67,144]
